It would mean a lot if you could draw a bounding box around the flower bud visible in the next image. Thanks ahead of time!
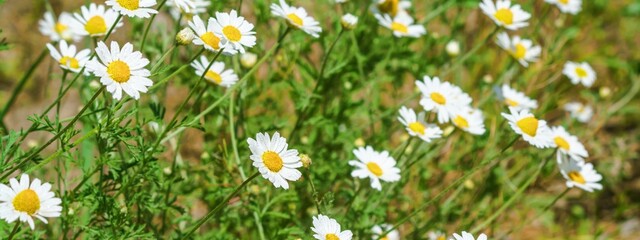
[599,87,611,98]
[445,40,460,57]
[354,138,365,147]
[240,52,258,68]
[176,28,195,45]
[341,13,358,30]
[300,154,312,168]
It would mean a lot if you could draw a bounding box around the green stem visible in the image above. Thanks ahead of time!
[500,188,569,238]
[56,71,69,117]
[7,221,20,240]
[150,45,177,73]
[103,14,122,42]
[140,0,168,50]
[442,27,498,77]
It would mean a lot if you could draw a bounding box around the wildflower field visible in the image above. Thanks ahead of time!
[0,0,638,239]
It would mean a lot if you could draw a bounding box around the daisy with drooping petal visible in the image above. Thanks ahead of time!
[501,107,553,148]
[38,12,81,42]
[374,13,426,38]
[270,0,322,38]
[70,3,123,37]
[311,215,353,240]
[86,41,153,100]
[191,56,239,88]
[397,106,443,143]
[416,76,472,124]
[372,224,400,240]
[188,15,236,55]
[247,132,302,190]
[563,102,593,123]
[0,174,62,230]
[550,126,588,161]
[563,61,596,87]
[499,84,538,111]
[106,0,158,18]
[452,108,486,135]
[479,0,531,30]
[557,153,603,192]
[495,32,541,67]
[46,41,91,73]
[371,0,412,17]
[545,0,582,15]
[167,0,210,22]
[452,231,488,240]
[349,146,400,191]
[212,10,256,53]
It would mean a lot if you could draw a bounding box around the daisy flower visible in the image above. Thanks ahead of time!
[70,3,123,37]
[106,0,158,18]
[270,0,322,38]
[371,0,412,17]
[188,15,236,55]
[349,146,400,191]
[479,0,531,30]
[397,106,443,143]
[452,231,488,240]
[372,224,400,240]
[557,153,603,192]
[191,56,239,88]
[501,107,553,148]
[499,84,538,111]
[212,10,256,53]
[452,108,486,135]
[46,41,91,73]
[167,0,210,22]
[427,230,447,240]
[563,61,596,87]
[0,174,62,230]
[545,0,582,15]
[38,12,81,42]
[311,215,353,240]
[374,13,426,38]
[416,76,472,124]
[87,41,153,100]
[247,132,302,189]
[563,102,593,123]
[495,32,541,67]
[550,126,588,161]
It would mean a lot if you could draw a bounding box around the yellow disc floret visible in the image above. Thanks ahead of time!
[262,151,284,172]
[13,189,40,215]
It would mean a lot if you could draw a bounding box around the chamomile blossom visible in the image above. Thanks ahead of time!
[416,76,472,124]
[212,10,256,53]
[311,215,353,240]
[106,0,158,18]
[167,0,210,21]
[564,102,593,123]
[374,12,426,38]
[397,106,443,143]
[70,3,123,37]
[371,0,412,17]
[550,126,588,161]
[557,153,603,192]
[38,12,81,42]
[191,56,239,88]
[452,108,486,135]
[46,41,91,73]
[86,41,153,100]
[452,231,488,240]
[479,0,531,30]
[496,32,541,67]
[563,61,596,87]
[188,15,236,55]
[0,174,62,230]
[545,0,582,15]
[349,146,400,191]
[247,132,302,190]
[499,84,538,111]
[501,108,553,148]
[372,224,400,240]
[270,0,322,38]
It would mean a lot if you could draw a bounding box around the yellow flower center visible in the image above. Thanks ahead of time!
[437,237,446,240]
[408,122,426,135]
[554,137,570,150]
[222,26,242,42]
[575,67,587,78]
[55,23,68,34]
[116,0,140,10]
[12,189,40,215]
[559,0,569,4]
[85,16,107,35]
[430,92,446,105]
[381,237,389,240]
[516,116,538,137]
[366,162,383,177]
[262,151,283,172]
[494,8,514,25]
[60,56,80,69]
[325,234,340,240]
[378,0,399,16]
[287,13,303,27]
[513,43,526,59]
[453,115,469,129]
[390,22,408,33]
[205,70,223,84]
[201,32,221,50]
[107,60,131,83]
[568,171,586,184]
[505,98,519,107]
